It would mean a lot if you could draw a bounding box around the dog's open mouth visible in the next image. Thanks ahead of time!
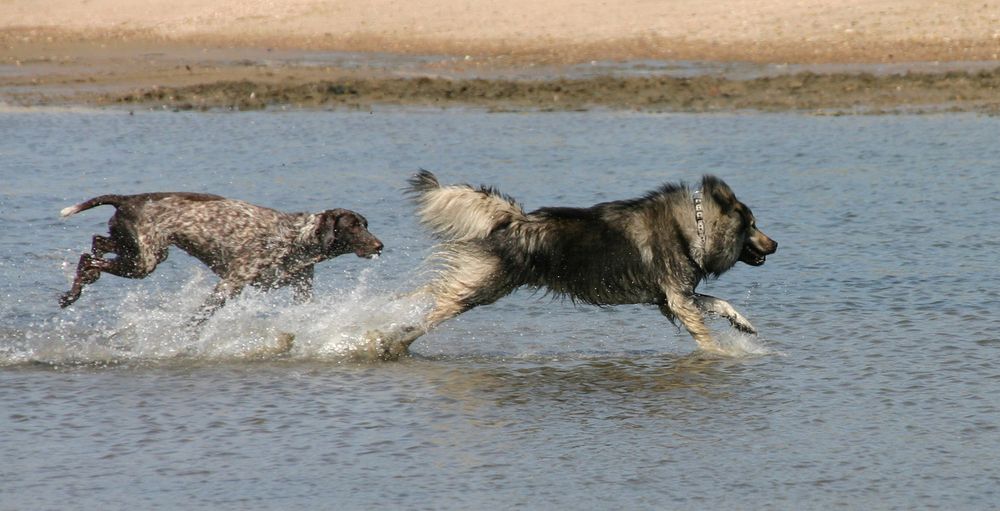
[357,248,382,259]
[739,244,767,266]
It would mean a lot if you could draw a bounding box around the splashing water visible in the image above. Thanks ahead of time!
[4,268,432,367]
[710,329,782,357]
[7,257,779,366]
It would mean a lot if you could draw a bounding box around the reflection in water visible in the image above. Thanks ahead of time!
[412,351,765,424]
[2,111,998,509]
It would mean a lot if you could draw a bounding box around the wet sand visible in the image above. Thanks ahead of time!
[2,0,1000,113]
[87,69,1000,115]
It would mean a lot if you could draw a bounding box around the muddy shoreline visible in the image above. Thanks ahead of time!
[4,0,1000,113]
[2,32,999,114]
[7,68,1000,115]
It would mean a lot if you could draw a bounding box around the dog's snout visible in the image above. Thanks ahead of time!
[763,234,777,254]
[764,236,778,254]
[754,230,777,255]
[356,232,384,258]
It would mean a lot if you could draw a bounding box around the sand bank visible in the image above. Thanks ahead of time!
[2,0,999,111]
[4,0,1000,63]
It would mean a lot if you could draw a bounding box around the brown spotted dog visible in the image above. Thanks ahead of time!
[59,192,383,323]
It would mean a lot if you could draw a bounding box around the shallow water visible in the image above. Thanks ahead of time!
[1,108,999,509]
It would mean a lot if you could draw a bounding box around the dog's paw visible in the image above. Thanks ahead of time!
[243,332,296,360]
[358,330,411,361]
[58,291,79,308]
[728,315,758,335]
[274,332,295,354]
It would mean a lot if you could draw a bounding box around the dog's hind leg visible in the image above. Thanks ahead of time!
[60,253,106,307]
[359,324,428,361]
[363,246,512,360]
[694,293,757,335]
[60,219,168,308]
[361,288,481,361]
[363,294,496,360]
[91,235,117,258]
[60,234,121,307]
[59,247,162,307]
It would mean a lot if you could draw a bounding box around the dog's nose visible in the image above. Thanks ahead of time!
[373,240,384,253]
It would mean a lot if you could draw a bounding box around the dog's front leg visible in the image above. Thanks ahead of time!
[661,290,724,353]
[188,280,245,326]
[290,266,314,304]
[694,293,757,335]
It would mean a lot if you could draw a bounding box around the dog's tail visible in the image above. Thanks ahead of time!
[407,169,526,241]
[60,195,126,218]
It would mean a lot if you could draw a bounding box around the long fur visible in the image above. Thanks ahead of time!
[411,172,721,304]
[408,169,525,242]
[372,170,777,359]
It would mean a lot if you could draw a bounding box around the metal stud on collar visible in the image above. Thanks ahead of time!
[692,190,705,244]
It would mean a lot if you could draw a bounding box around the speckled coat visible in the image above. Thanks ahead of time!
[59,192,382,321]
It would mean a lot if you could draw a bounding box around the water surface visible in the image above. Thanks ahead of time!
[1,109,998,509]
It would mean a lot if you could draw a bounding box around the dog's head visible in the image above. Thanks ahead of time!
[316,209,383,259]
[701,175,777,271]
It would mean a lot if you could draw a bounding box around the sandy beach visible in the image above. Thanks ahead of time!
[2,0,999,111]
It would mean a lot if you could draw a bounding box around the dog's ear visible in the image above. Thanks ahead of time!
[316,208,350,249]
[702,175,736,214]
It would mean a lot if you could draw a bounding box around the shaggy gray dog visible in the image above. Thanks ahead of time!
[366,171,776,359]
